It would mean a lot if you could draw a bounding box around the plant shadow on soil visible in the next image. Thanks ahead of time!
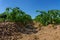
[16,23,38,34]
[0,22,38,36]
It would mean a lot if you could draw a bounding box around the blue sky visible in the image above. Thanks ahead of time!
[0,0,60,18]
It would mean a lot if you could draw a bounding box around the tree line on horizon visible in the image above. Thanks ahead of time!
[0,7,60,26]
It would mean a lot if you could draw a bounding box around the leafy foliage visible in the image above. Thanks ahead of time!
[0,7,60,26]
[34,10,60,25]
[0,7,33,25]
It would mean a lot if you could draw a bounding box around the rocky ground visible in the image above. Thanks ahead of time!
[0,22,60,40]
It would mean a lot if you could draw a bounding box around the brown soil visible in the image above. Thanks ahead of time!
[0,22,60,40]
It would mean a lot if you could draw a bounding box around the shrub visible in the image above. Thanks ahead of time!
[34,10,60,26]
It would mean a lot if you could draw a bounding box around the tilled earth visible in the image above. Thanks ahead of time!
[0,22,60,40]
